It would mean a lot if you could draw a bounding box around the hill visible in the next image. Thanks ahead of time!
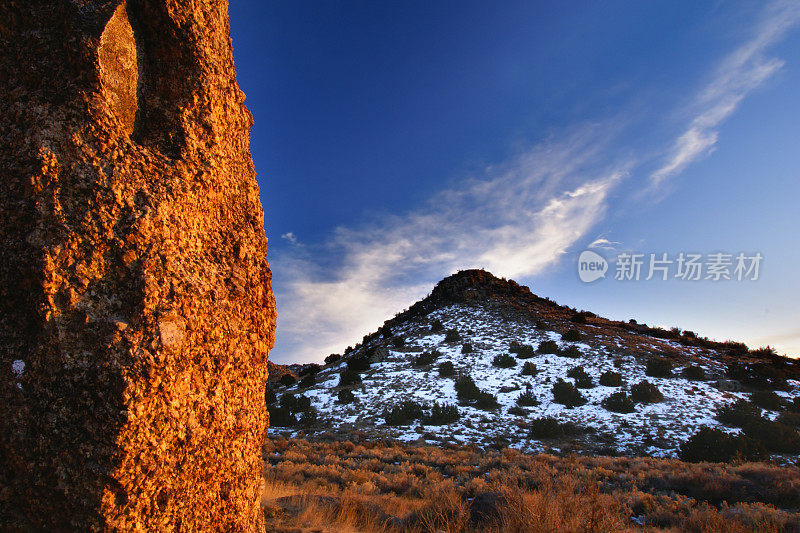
[268,270,800,461]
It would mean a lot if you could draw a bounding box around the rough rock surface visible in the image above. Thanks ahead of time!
[0,1,275,530]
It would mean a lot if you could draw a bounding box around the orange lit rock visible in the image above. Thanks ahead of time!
[0,1,275,530]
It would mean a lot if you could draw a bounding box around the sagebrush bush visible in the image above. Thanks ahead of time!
[430,318,444,333]
[521,362,538,376]
[562,329,581,341]
[778,412,800,429]
[383,400,424,426]
[552,378,587,408]
[560,345,582,358]
[599,370,623,387]
[630,380,663,403]
[298,373,315,388]
[510,341,535,358]
[716,400,762,428]
[508,406,528,416]
[346,353,371,372]
[750,390,784,411]
[392,335,406,348]
[516,388,539,407]
[413,350,440,367]
[682,365,707,380]
[279,373,296,387]
[602,392,636,413]
[336,388,356,404]
[444,328,461,343]
[324,353,341,365]
[741,417,800,454]
[645,357,673,377]
[567,366,594,388]
[425,402,460,425]
[538,340,560,354]
[529,416,581,438]
[679,427,768,463]
[265,387,277,405]
[438,361,456,377]
[461,343,474,354]
[492,353,516,368]
[455,374,499,409]
[339,368,362,387]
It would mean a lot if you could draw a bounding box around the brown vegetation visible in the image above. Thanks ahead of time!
[261,438,800,532]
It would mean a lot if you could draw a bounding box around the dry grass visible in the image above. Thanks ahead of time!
[260,438,800,532]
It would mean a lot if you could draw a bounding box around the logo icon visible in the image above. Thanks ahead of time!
[578,250,608,283]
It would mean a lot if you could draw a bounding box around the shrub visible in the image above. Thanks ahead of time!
[383,400,425,426]
[279,374,296,387]
[444,328,461,343]
[298,408,318,427]
[645,357,673,378]
[602,392,636,413]
[438,361,456,377]
[599,371,623,387]
[529,417,581,438]
[492,354,516,368]
[567,366,594,388]
[454,374,499,409]
[336,388,356,404]
[534,320,547,330]
[339,369,362,387]
[789,397,800,413]
[716,400,762,428]
[430,319,444,333]
[679,427,768,463]
[741,418,800,454]
[562,329,581,342]
[552,378,587,408]
[560,345,582,358]
[298,373,315,388]
[777,412,800,429]
[508,406,527,416]
[682,365,707,380]
[521,362,538,376]
[750,390,784,411]
[265,387,277,405]
[510,341,535,358]
[425,402,460,425]
[392,336,406,348]
[324,353,341,365]
[280,393,311,413]
[570,313,587,324]
[461,343,474,354]
[268,405,296,427]
[516,389,539,407]
[299,364,320,376]
[346,354,371,372]
[413,350,440,367]
[630,381,663,403]
[538,340,560,354]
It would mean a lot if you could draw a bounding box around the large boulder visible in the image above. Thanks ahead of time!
[0,1,275,530]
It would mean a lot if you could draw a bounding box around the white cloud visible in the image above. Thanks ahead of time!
[588,237,621,251]
[280,232,299,245]
[271,130,628,362]
[650,0,800,188]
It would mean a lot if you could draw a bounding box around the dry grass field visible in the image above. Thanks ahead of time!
[260,437,800,532]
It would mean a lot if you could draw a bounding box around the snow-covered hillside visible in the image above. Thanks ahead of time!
[268,270,800,460]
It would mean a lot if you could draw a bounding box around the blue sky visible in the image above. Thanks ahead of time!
[230,1,800,363]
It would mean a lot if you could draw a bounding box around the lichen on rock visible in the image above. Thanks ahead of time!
[0,1,275,530]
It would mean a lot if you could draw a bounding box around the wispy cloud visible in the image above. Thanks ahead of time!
[271,129,628,362]
[281,232,299,245]
[649,0,800,188]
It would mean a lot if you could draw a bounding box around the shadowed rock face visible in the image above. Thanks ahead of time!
[0,1,275,530]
